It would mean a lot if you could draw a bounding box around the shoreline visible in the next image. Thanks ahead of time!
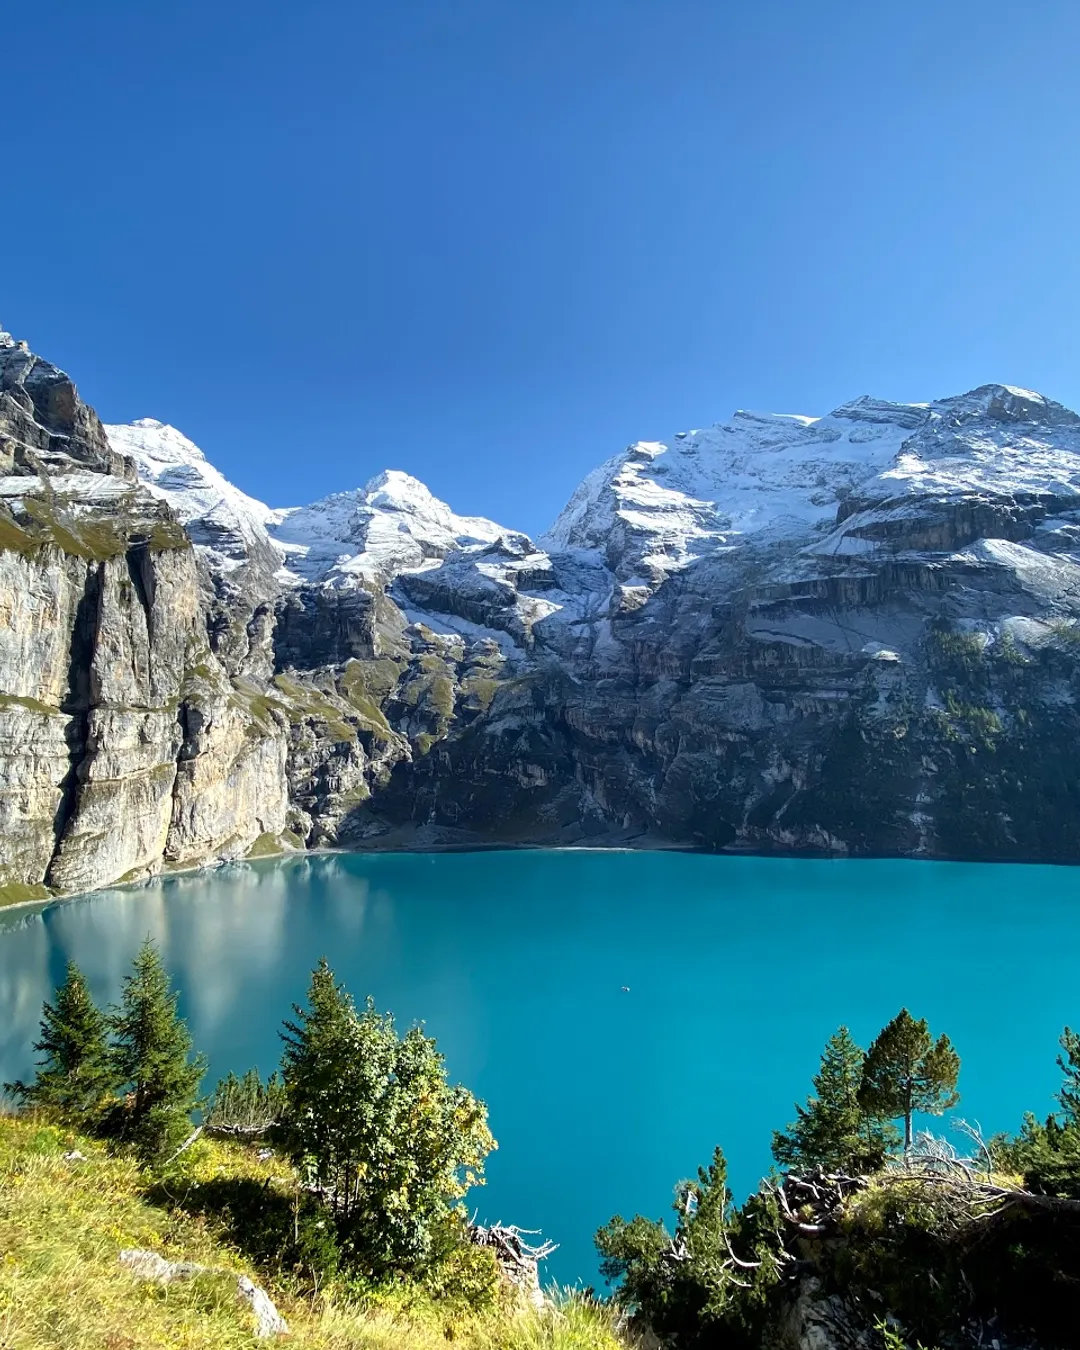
[4,835,1080,922]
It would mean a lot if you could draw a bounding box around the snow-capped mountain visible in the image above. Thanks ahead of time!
[105,420,516,589]
[107,383,1080,657]
[106,419,280,572]
[544,385,1080,581]
[543,403,915,581]
[11,319,1080,893]
[269,470,511,586]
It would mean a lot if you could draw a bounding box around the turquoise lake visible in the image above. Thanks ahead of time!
[1,850,1079,1284]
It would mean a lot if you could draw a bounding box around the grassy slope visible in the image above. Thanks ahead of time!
[0,1116,623,1350]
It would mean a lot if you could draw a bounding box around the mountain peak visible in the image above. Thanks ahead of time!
[364,468,433,496]
[109,419,209,465]
[271,470,509,585]
[105,419,276,564]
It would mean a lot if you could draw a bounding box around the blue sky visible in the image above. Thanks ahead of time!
[6,0,1080,533]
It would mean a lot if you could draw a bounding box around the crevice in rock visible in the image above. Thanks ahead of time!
[125,536,155,643]
[48,562,103,874]
[163,699,192,863]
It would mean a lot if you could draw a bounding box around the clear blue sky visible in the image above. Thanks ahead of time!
[6,1,1080,533]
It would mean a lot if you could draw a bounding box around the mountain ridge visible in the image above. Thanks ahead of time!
[5,320,1080,898]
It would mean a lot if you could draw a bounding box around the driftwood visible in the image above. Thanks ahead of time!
[774,1170,870,1237]
[203,1122,275,1138]
[162,1124,204,1165]
[771,1153,1080,1247]
[468,1222,557,1306]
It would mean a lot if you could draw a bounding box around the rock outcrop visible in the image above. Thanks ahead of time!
[119,1248,288,1337]
[0,329,289,903]
[6,320,1080,900]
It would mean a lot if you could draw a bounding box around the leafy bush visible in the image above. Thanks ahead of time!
[278,959,496,1280]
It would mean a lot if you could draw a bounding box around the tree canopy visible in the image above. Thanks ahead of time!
[108,938,206,1160]
[278,958,495,1276]
[858,1008,960,1150]
[4,961,114,1119]
[772,1026,898,1171]
[1056,1026,1080,1122]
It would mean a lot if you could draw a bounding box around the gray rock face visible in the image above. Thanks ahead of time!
[0,329,290,902]
[336,387,1080,863]
[6,324,1080,900]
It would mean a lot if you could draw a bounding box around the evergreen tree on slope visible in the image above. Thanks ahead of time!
[858,1009,960,1151]
[4,961,114,1121]
[108,938,206,1161]
[772,1026,898,1171]
[279,958,495,1276]
[1056,1026,1080,1122]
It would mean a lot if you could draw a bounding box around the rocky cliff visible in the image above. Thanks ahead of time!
[0,331,288,903]
[5,323,1080,899]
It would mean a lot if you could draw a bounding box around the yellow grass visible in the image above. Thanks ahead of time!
[0,1117,625,1350]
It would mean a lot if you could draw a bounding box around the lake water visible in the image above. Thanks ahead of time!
[1,850,1078,1284]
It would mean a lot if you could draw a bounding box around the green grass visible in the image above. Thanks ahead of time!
[225,680,289,738]
[271,676,358,745]
[925,625,986,672]
[0,694,61,716]
[0,883,51,909]
[0,1116,625,1350]
[21,500,190,562]
[340,658,405,704]
[243,833,300,859]
[1048,617,1080,646]
[460,676,502,713]
[400,671,456,720]
[0,497,190,564]
[0,509,39,555]
[114,867,148,885]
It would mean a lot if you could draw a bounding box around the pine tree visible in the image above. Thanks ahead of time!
[277,957,359,1205]
[108,938,206,1161]
[205,1067,285,1134]
[1056,1027,1080,1121]
[771,1026,898,1172]
[858,1009,960,1150]
[4,961,114,1120]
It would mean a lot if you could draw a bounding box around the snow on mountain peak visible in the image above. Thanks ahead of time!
[542,401,922,576]
[271,470,508,585]
[106,419,278,567]
[105,420,513,587]
[363,468,434,501]
[543,386,1080,583]
[109,382,1080,643]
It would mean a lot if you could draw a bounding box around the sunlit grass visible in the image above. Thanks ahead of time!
[0,1116,626,1350]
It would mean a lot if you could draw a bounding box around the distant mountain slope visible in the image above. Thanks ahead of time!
[105,419,280,570]
[106,418,515,587]
[5,316,1080,898]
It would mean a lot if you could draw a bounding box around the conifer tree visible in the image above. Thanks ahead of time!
[205,1067,285,1134]
[1056,1027,1080,1122]
[858,1009,960,1150]
[108,938,206,1161]
[596,1147,735,1337]
[772,1026,898,1171]
[4,961,114,1120]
